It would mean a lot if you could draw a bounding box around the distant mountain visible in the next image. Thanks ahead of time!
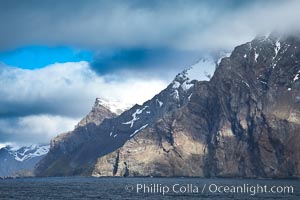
[36,34,300,178]
[0,144,49,177]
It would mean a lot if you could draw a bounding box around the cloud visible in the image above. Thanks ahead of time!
[179,0,300,50]
[0,142,16,149]
[0,115,79,146]
[1,0,300,52]
[90,48,203,76]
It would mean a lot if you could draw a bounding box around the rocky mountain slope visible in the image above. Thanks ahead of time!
[36,34,300,178]
[34,98,118,176]
[0,144,49,177]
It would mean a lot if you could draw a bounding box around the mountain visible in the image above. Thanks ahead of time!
[36,34,300,178]
[0,144,49,177]
[35,54,220,176]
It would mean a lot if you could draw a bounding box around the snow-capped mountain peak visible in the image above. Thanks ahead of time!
[184,57,216,82]
[168,52,231,102]
[95,98,132,115]
[172,52,231,86]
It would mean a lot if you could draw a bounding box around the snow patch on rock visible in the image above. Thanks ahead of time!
[122,106,149,128]
[274,40,281,57]
[255,52,259,62]
[130,124,149,137]
[156,99,163,107]
[293,71,299,82]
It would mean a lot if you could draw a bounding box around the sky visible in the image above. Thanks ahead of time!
[0,0,300,147]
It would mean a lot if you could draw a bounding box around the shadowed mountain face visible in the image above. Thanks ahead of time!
[36,34,300,178]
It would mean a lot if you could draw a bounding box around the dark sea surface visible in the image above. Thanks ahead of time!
[0,177,299,200]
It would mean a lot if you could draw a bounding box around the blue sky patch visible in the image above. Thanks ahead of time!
[0,46,93,69]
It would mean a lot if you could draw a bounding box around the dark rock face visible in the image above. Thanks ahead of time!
[36,34,300,178]
[204,34,300,178]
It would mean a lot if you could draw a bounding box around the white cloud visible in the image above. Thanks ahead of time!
[0,142,15,149]
[179,0,300,50]
[0,62,168,118]
[0,115,79,146]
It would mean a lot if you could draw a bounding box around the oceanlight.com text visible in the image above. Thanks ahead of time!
[124,183,294,196]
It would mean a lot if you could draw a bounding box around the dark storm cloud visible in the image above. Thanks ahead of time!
[0,97,87,118]
[90,48,202,75]
[1,0,298,52]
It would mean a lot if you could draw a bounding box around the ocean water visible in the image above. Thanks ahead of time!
[0,177,299,199]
